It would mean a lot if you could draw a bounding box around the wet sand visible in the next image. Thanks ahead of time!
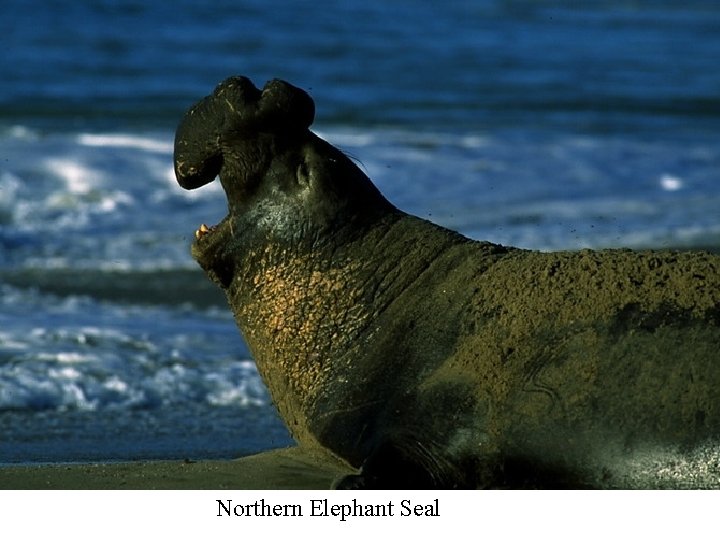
[0,447,355,490]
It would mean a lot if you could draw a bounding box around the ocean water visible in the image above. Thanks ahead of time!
[1,0,719,464]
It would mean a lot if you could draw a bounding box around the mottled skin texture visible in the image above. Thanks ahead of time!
[175,76,720,488]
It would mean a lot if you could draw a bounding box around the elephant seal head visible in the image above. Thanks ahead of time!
[174,76,315,190]
[174,76,396,286]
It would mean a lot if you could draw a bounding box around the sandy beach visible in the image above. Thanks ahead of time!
[0,447,355,490]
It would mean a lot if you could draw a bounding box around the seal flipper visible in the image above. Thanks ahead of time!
[333,436,472,489]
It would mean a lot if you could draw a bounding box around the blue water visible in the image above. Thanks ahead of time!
[1,0,719,464]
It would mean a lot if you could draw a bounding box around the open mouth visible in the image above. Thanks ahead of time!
[194,223,216,240]
[189,217,233,286]
[191,214,233,254]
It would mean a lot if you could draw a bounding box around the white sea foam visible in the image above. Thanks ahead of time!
[48,366,82,380]
[0,348,267,412]
[0,286,267,413]
[44,157,98,195]
[0,171,21,202]
[659,173,683,191]
[77,133,173,154]
[0,331,27,351]
[4,125,39,141]
[316,129,377,147]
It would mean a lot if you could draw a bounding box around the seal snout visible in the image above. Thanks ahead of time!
[258,78,316,132]
[173,75,315,192]
[214,76,315,132]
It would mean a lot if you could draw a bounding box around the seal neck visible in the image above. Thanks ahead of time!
[224,211,471,446]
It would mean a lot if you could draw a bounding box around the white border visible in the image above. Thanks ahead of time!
[3,490,719,539]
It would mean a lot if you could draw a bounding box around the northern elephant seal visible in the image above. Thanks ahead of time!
[174,76,720,488]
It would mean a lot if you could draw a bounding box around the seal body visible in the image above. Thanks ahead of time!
[175,76,720,488]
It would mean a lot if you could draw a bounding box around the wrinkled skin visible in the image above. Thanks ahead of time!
[175,76,720,488]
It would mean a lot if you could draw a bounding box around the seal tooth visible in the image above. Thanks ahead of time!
[195,223,211,239]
